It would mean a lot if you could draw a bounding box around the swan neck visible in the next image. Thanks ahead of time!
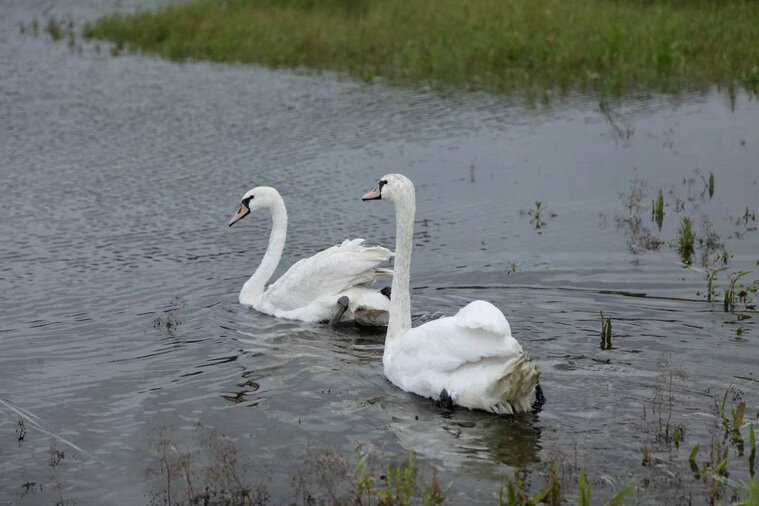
[240,197,287,303]
[386,195,415,346]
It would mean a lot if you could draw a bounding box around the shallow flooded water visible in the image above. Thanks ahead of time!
[1,1,758,504]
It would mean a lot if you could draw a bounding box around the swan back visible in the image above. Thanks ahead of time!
[384,301,538,414]
[454,300,511,336]
[261,239,392,312]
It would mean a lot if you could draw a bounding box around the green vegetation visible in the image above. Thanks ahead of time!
[45,17,63,41]
[677,217,696,266]
[600,311,612,350]
[527,201,545,229]
[82,0,759,96]
[653,188,664,230]
[709,172,715,199]
[723,270,758,312]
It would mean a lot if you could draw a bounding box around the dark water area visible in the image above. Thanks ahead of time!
[1,1,758,504]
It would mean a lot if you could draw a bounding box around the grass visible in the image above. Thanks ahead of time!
[600,311,612,350]
[6,403,759,504]
[527,201,545,229]
[653,188,664,230]
[677,216,696,266]
[45,17,63,41]
[709,172,715,199]
[82,0,759,97]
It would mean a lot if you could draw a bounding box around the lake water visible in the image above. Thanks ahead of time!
[1,1,758,504]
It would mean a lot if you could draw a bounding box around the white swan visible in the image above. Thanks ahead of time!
[229,186,392,326]
[362,174,543,414]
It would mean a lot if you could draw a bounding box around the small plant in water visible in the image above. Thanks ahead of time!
[690,444,701,476]
[749,423,756,478]
[599,311,612,350]
[528,201,546,229]
[49,444,70,506]
[16,418,26,445]
[640,446,650,466]
[708,172,715,198]
[577,470,591,506]
[617,176,662,252]
[677,217,696,266]
[732,401,746,454]
[653,189,664,230]
[148,423,268,506]
[499,462,563,506]
[723,270,758,312]
[45,17,63,41]
[650,357,687,446]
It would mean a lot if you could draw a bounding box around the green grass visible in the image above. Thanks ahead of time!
[82,0,759,96]
[677,216,696,266]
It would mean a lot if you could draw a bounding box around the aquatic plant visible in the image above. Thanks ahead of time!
[709,172,715,199]
[81,0,759,97]
[648,358,688,448]
[148,424,267,505]
[617,176,662,253]
[706,267,728,303]
[640,446,650,466]
[527,201,545,230]
[653,189,664,230]
[45,17,63,41]
[733,401,746,453]
[499,459,563,506]
[600,311,612,350]
[577,470,591,506]
[677,217,696,266]
[690,444,701,475]
[750,423,756,478]
[723,270,758,312]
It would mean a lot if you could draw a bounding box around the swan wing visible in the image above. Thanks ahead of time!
[386,300,538,414]
[263,239,392,311]
[390,301,522,373]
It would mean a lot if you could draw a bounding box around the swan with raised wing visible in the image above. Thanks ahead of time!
[229,186,392,326]
[362,174,543,414]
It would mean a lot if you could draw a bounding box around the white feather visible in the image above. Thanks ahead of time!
[367,174,540,414]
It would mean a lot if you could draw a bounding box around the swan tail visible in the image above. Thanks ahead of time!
[489,354,541,415]
[338,239,393,261]
[373,267,393,278]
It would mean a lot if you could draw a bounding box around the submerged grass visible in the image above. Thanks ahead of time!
[82,0,759,96]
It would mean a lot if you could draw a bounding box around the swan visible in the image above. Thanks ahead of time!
[362,174,543,414]
[229,186,393,326]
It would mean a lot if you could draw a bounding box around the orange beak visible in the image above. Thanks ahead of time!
[362,185,382,200]
[228,203,250,227]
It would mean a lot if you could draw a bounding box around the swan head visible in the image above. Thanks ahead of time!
[362,174,415,205]
[228,186,282,227]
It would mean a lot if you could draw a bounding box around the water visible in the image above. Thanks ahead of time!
[1,1,758,504]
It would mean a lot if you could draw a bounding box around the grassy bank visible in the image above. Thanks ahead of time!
[83,0,759,96]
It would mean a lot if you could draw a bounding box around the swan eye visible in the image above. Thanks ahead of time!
[242,195,254,207]
[379,180,388,190]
